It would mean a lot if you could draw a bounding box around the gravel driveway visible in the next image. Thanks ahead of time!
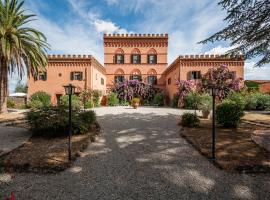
[0,107,269,200]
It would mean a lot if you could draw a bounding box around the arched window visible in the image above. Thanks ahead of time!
[147,69,157,85]
[147,48,157,64]
[114,48,124,64]
[114,68,125,83]
[130,69,142,81]
[131,48,141,64]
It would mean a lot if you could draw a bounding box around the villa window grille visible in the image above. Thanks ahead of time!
[148,54,157,64]
[38,71,47,81]
[131,54,141,64]
[148,76,157,85]
[101,78,105,85]
[130,75,142,81]
[115,54,124,64]
[188,71,201,80]
[114,75,125,83]
[70,71,83,81]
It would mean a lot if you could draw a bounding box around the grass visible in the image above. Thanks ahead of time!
[0,123,99,174]
[181,119,270,173]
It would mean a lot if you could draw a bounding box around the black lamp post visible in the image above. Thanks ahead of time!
[63,84,76,161]
[208,86,219,160]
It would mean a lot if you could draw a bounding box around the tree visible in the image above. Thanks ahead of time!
[0,0,49,113]
[14,81,27,93]
[201,65,242,100]
[176,80,193,107]
[200,0,270,67]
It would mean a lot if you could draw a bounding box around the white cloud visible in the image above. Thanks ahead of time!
[93,19,128,34]
[204,45,234,55]
[244,62,270,80]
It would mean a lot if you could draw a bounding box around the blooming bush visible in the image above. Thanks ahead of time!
[111,80,161,103]
[176,80,193,107]
[201,65,242,100]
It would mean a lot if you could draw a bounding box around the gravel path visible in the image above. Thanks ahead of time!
[0,126,31,156]
[0,107,269,200]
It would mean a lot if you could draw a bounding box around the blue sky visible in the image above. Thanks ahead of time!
[9,0,270,92]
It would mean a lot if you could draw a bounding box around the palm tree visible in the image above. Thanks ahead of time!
[0,0,49,113]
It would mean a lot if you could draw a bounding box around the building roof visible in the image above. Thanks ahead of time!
[164,54,244,75]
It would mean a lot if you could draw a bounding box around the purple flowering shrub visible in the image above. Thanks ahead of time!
[176,80,193,106]
[202,65,243,100]
[111,80,161,103]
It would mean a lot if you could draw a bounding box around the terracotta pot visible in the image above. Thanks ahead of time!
[132,103,139,109]
[202,110,210,118]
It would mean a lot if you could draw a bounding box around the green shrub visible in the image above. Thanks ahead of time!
[198,93,212,112]
[153,93,164,106]
[184,92,201,109]
[245,93,270,110]
[120,101,129,106]
[226,91,246,109]
[93,90,102,107]
[85,100,94,109]
[7,98,15,108]
[27,106,96,137]
[29,91,51,108]
[181,112,200,127]
[60,95,81,110]
[171,94,179,108]
[107,92,119,106]
[216,100,244,127]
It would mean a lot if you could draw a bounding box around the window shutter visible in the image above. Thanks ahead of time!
[147,55,150,64]
[131,55,133,64]
[139,55,141,63]
[70,72,74,80]
[44,72,47,81]
[122,55,124,64]
[154,55,157,63]
[80,72,83,80]
[113,55,116,64]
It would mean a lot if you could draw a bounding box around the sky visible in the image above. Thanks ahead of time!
[9,0,270,92]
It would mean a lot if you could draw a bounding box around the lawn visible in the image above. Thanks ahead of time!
[181,119,270,173]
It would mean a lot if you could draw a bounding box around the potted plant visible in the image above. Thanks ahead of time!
[131,98,140,109]
[198,94,212,118]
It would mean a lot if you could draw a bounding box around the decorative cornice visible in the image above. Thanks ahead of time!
[104,33,168,39]
[164,54,244,75]
[104,41,168,47]
[47,54,92,59]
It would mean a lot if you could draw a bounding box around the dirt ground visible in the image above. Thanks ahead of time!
[181,119,270,173]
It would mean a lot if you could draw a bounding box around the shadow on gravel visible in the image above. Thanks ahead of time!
[79,112,270,200]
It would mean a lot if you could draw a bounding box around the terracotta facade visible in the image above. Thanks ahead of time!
[104,33,168,90]
[28,55,106,104]
[28,33,245,104]
[164,55,244,100]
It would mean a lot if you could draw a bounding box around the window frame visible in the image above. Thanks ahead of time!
[71,71,83,81]
[131,54,141,64]
[114,75,125,83]
[38,71,47,81]
[147,76,157,85]
[130,75,142,81]
[148,54,157,64]
[189,71,201,80]
[168,78,171,85]
[101,77,105,85]
[115,54,124,64]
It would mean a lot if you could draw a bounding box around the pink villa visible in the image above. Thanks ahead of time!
[28,33,244,104]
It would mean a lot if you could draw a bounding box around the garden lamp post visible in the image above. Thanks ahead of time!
[208,86,219,160]
[63,84,76,161]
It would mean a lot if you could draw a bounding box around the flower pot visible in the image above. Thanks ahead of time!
[132,103,139,109]
[202,110,210,118]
